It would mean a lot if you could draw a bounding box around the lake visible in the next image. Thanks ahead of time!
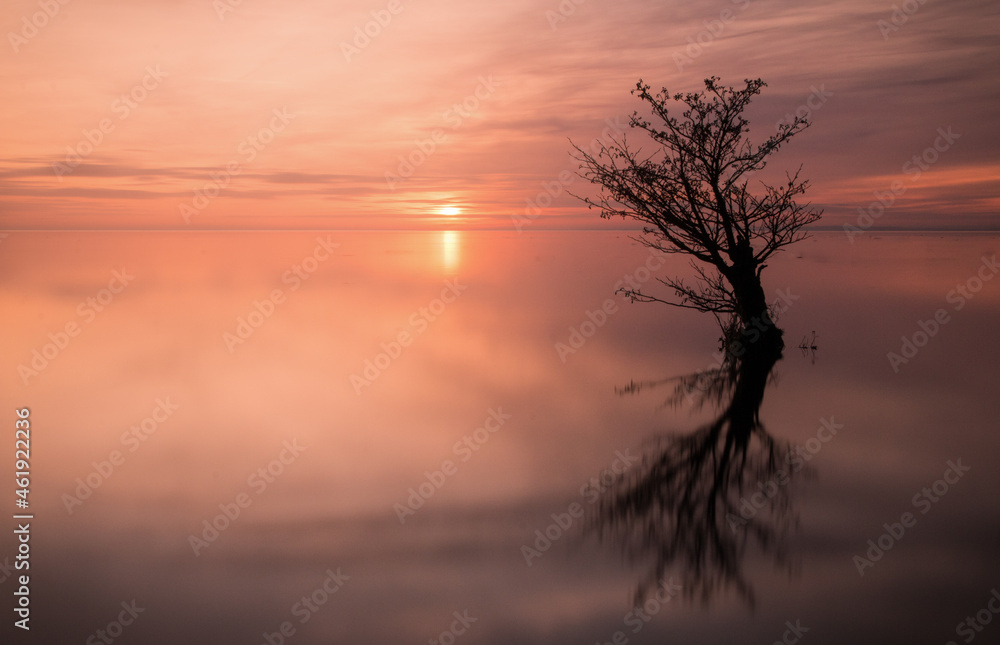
[2,230,999,644]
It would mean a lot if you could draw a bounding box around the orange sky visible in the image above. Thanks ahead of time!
[1,0,998,230]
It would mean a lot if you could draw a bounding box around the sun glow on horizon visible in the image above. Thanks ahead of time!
[439,207,462,217]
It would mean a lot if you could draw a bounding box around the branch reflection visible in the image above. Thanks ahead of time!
[587,340,808,609]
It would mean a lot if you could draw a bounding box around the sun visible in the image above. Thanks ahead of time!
[438,206,461,216]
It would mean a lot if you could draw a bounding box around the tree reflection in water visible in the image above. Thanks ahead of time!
[587,339,809,609]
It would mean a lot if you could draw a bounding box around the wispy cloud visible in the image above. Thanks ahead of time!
[1,0,997,229]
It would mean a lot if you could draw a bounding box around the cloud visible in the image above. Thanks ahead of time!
[1,0,997,229]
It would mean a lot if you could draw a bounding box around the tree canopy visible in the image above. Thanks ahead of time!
[574,77,822,351]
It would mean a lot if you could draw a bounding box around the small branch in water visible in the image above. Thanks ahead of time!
[797,331,818,363]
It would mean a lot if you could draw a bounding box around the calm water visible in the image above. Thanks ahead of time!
[2,230,999,644]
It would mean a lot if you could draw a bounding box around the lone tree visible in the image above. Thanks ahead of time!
[573,77,822,355]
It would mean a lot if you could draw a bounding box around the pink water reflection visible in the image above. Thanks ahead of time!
[1,231,999,644]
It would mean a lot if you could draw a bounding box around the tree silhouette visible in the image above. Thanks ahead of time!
[573,77,822,355]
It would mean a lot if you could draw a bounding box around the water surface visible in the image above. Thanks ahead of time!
[2,230,999,644]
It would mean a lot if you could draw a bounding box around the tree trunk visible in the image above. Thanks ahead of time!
[725,245,784,357]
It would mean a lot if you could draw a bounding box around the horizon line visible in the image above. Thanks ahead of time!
[1,226,999,233]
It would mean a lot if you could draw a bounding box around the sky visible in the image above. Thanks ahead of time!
[0,0,998,230]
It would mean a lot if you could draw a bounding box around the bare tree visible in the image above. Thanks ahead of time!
[573,77,822,354]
